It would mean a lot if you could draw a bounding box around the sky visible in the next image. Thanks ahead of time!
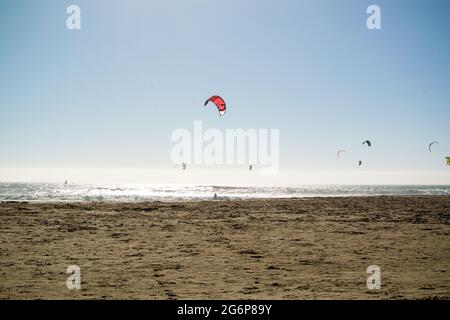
[0,0,449,184]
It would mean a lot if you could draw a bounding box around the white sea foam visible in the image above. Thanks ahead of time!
[0,183,449,202]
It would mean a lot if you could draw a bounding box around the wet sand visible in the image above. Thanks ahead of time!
[0,196,449,299]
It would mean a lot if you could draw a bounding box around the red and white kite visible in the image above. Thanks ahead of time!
[204,95,226,116]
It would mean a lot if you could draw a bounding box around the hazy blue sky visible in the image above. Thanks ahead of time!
[0,0,449,184]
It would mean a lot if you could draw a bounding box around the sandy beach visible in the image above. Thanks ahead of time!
[0,196,449,299]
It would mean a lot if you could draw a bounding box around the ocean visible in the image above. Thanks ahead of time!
[0,183,449,202]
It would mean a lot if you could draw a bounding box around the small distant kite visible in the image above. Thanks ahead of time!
[428,141,439,152]
[204,95,226,116]
[337,150,346,158]
[446,157,450,165]
[362,140,372,147]
[358,161,363,166]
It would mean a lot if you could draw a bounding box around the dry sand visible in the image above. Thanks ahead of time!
[0,196,449,299]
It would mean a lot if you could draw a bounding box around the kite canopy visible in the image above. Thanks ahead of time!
[337,149,346,158]
[362,140,372,147]
[204,95,226,116]
[428,141,439,152]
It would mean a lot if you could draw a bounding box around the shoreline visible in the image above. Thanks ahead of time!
[1,183,449,203]
[1,193,450,203]
[1,196,449,299]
